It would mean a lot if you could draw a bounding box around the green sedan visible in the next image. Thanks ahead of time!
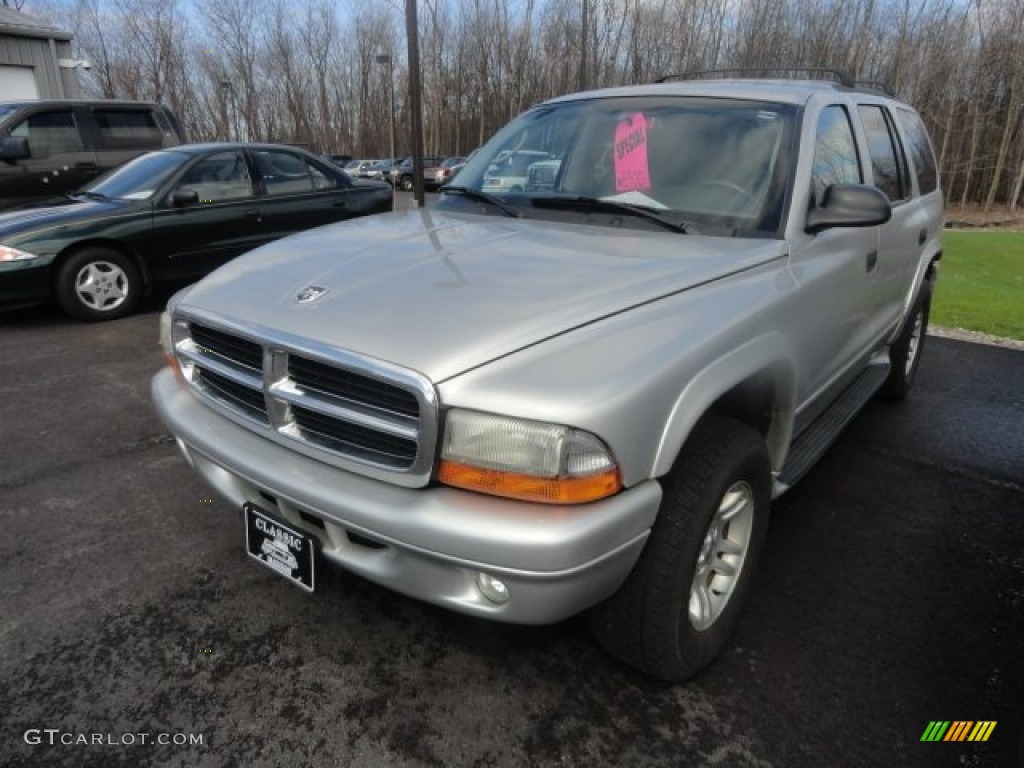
[0,142,392,321]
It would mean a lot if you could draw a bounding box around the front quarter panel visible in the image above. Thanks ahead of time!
[438,253,797,487]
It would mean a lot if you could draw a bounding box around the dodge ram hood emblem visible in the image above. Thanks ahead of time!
[296,285,329,304]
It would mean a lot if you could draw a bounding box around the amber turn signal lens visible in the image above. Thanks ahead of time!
[438,460,621,504]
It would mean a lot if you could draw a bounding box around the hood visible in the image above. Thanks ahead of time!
[0,197,127,238]
[177,208,786,382]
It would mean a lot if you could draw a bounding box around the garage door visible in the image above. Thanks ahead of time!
[0,66,39,99]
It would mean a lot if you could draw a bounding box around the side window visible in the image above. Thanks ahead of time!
[9,110,84,158]
[93,109,163,149]
[857,105,910,203]
[896,109,939,195]
[811,106,861,205]
[178,151,254,202]
[254,149,337,196]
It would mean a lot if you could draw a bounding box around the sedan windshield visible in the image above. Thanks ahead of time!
[83,150,187,200]
[440,96,797,236]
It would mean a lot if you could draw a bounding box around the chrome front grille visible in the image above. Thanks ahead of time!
[173,317,437,487]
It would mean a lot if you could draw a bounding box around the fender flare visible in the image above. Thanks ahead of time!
[652,333,798,477]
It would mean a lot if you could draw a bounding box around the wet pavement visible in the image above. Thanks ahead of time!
[1,304,1021,768]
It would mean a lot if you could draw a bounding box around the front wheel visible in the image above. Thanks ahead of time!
[399,175,414,191]
[55,247,141,321]
[590,417,771,682]
[878,278,932,400]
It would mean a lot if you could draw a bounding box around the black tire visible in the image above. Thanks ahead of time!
[590,417,771,682]
[54,247,142,322]
[878,279,932,401]
[400,175,413,191]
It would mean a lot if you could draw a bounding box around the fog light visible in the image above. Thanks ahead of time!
[476,572,510,604]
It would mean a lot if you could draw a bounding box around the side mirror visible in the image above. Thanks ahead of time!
[805,184,892,234]
[0,136,30,160]
[171,187,200,206]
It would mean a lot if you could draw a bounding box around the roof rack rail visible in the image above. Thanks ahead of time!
[654,67,857,87]
[853,80,895,96]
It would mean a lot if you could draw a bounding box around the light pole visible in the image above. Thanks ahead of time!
[219,79,239,142]
[405,0,426,207]
[375,52,397,210]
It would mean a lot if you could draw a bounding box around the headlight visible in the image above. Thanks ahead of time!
[0,245,39,262]
[438,409,622,504]
[159,310,178,372]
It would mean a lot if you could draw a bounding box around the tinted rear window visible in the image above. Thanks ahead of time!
[896,109,939,195]
[93,109,163,148]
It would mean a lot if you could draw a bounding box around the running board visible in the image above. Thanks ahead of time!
[774,362,891,495]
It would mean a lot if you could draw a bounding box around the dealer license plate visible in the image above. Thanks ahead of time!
[244,502,318,592]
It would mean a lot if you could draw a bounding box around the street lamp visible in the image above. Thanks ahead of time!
[375,52,397,210]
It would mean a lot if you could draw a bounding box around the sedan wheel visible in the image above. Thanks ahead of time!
[55,248,142,321]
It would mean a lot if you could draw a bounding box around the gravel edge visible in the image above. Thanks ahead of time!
[929,325,1024,351]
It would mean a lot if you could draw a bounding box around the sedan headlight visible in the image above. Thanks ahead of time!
[0,244,39,262]
[438,409,622,504]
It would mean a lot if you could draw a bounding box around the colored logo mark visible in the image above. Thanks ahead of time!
[921,721,996,742]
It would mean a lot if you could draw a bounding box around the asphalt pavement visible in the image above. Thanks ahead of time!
[0,302,1021,768]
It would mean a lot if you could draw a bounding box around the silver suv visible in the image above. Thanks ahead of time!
[154,72,942,681]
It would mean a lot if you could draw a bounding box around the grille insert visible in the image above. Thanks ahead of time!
[197,368,267,421]
[288,355,419,418]
[178,319,434,483]
[191,324,263,371]
[291,405,418,468]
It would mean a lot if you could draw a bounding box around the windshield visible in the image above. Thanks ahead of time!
[83,150,187,200]
[0,105,16,122]
[441,96,797,236]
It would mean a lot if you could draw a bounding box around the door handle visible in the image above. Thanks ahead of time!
[332,200,347,208]
[74,161,98,169]
[244,209,261,220]
[866,250,878,272]
[918,228,927,246]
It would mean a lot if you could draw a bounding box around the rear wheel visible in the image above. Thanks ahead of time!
[400,175,414,191]
[879,279,932,400]
[590,417,771,681]
[55,247,141,322]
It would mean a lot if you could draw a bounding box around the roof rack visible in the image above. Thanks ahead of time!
[853,80,895,96]
[654,67,857,87]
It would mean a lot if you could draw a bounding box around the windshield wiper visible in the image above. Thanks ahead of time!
[76,190,110,202]
[441,186,521,218]
[530,195,688,234]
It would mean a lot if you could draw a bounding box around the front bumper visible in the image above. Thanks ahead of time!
[152,368,662,624]
[0,258,51,310]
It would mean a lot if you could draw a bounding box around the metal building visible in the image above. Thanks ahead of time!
[0,7,82,100]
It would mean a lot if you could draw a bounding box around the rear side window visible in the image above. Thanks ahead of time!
[896,109,939,195]
[93,109,163,148]
[811,106,861,205]
[857,105,910,203]
[10,110,84,158]
[253,149,337,196]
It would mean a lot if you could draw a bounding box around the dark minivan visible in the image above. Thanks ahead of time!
[0,99,185,210]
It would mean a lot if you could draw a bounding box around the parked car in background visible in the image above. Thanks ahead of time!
[0,142,391,320]
[0,99,185,210]
[322,153,354,168]
[388,155,447,190]
[482,149,554,193]
[525,159,562,192]
[427,156,464,188]
[442,149,477,185]
[365,160,392,180]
